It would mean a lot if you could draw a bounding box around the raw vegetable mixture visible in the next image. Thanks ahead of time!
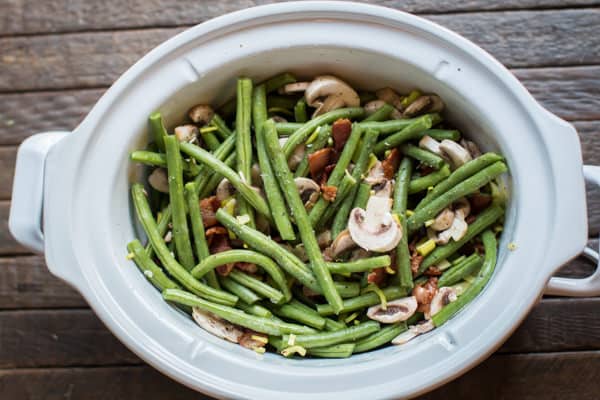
[128,73,508,357]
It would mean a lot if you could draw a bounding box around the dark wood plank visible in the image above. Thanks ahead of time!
[1,296,599,368]
[0,256,85,309]
[0,147,16,200]
[1,351,600,400]
[2,0,599,36]
[0,201,28,255]
[1,10,599,92]
[421,351,600,400]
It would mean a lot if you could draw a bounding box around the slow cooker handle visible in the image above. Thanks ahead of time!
[8,131,70,253]
[545,165,600,296]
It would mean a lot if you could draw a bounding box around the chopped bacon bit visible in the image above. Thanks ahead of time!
[381,148,401,179]
[331,118,352,151]
[207,229,234,276]
[424,266,442,276]
[236,262,258,274]
[239,330,268,350]
[321,185,338,202]
[418,165,435,176]
[413,277,438,311]
[205,226,228,242]
[367,267,386,285]
[308,148,334,179]
[469,193,492,214]
[199,196,220,227]
[410,251,424,275]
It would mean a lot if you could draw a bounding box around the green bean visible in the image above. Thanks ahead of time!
[191,133,236,194]
[191,249,291,301]
[363,103,394,122]
[353,323,407,353]
[253,84,296,240]
[228,270,285,304]
[238,301,273,318]
[325,318,347,331]
[327,256,391,274]
[316,286,407,316]
[163,289,315,335]
[209,114,233,140]
[185,182,218,289]
[419,205,504,272]
[372,114,437,154]
[401,144,446,169]
[148,111,167,152]
[331,181,370,239]
[180,142,271,218]
[270,301,327,330]
[282,107,364,158]
[127,239,180,291]
[198,153,236,199]
[334,281,361,298]
[131,184,237,305]
[275,122,303,136]
[282,321,380,348]
[422,129,461,141]
[393,157,413,289]
[264,119,344,314]
[309,343,355,358]
[408,164,451,194]
[215,210,320,291]
[294,97,308,122]
[438,253,483,287]
[130,151,200,175]
[267,95,298,110]
[220,276,261,305]
[432,230,497,326]
[407,162,507,233]
[283,300,344,331]
[264,72,297,93]
[415,153,504,211]
[236,78,256,229]
[164,135,195,270]
[294,126,331,177]
[145,205,172,258]
[199,130,221,151]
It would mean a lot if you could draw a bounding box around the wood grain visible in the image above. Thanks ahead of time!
[2,1,599,36]
[1,351,600,400]
[0,201,27,255]
[1,9,599,92]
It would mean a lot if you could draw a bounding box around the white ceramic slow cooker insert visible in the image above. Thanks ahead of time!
[9,2,600,399]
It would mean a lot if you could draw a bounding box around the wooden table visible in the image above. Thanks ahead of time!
[1,1,599,398]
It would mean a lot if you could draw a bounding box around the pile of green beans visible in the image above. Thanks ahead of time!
[128,73,508,359]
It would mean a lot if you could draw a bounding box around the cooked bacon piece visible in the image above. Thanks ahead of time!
[199,196,220,227]
[413,277,438,312]
[236,262,258,274]
[469,193,492,214]
[331,118,352,151]
[424,266,442,276]
[308,148,334,179]
[410,252,424,275]
[321,185,338,202]
[206,227,234,276]
[381,148,401,179]
[367,267,386,285]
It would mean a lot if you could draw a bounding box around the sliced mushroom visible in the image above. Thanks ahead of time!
[279,137,306,170]
[292,244,309,263]
[419,135,444,156]
[375,87,404,110]
[436,209,468,244]
[431,207,455,231]
[188,104,214,125]
[390,108,404,120]
[439,139,472,168]
[305,75,360,117]
[251,163,263,188]
[364,100,388,116]
[403,95,445,117]
[295,177,320,208]
[347,183,402,252]
[364,161,386,185]
[461,139,482,158]
[349,248,370,261]
[148,168,169,193]
[428,287,458,318]
[317,230,332,249]
[367,296,418,323]
[325,229,357,260]
[216,178,236,201]
[192,307,244,343]
[391,320,435,345]
[174,124,199,143]
[279,81,310,94]
[454,197,471,218]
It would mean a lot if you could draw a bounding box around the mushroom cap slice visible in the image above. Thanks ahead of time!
[148,168,169,193]
[391,320,435,345]
[326,229,357,259]
[364,161,386,185]
[174,124,199,143]
[428,287,458,318]
[436,209,468,244]
[419,135,444,156]
[454,197,471,218]
[279,137,306,169]
[440,139,472,168]
[403,95,445,117]
[192,307,244,343]
[431,207,455,231]
[294,177,321,208]
[375,87,404,110]
[216,178,235,201]
[364,100,388,115]
[188,104,214,125]
[305,75,360,116]
[279,81,310,94]
[348,193,402,253]
[317,230,332,249]
[461,139,482,158]
[367,296,418,323]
